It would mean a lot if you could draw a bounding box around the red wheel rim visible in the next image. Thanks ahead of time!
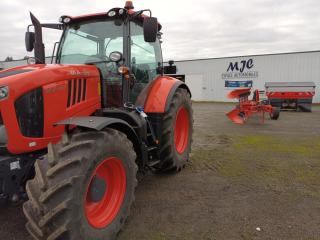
[174,107,190,154]
[85,157,126,229]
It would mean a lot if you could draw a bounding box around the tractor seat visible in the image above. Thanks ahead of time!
[132,64,150,83]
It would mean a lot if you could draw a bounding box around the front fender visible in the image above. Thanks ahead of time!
[56,116,129,131]
[56,116,143,166]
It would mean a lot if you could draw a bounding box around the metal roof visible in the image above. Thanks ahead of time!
[174,50,320,63]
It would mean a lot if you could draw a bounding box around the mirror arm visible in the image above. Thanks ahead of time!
[27,24,34,32]
[129,9,152,20]
[27,23,63,31]
[41,23,63,30]
[143,9,152,17]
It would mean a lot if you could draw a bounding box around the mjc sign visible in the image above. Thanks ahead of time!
[227,59,254,73]
[222,58,259,88]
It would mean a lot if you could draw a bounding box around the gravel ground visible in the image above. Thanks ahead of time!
[1,102,320,240]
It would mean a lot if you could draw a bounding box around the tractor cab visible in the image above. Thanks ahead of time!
[26,2,164,108]
[56,9,163,107]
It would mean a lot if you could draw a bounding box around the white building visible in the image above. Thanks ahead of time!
[176,51,320,103]
[1,51,319,103]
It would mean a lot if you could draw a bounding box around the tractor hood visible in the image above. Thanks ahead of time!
[0,64,100,103]
[0,64,99,88]
[0,64,100,108]
[0,63,101,154]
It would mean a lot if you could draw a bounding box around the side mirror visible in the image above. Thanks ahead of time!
[25,32,35,52]
[143,17,158,42]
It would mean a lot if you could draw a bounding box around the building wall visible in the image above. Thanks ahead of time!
[175,51,320,103]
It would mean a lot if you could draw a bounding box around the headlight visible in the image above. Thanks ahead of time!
[59,16,71,24]
[0,86,9,100]
[108,10,116,17]
[63,17,71,23]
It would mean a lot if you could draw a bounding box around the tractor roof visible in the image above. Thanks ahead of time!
[60,7,162,30]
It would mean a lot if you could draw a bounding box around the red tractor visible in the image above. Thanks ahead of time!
[0,2,193,239]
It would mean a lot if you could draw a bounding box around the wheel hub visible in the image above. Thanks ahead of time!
[88,175,107,203]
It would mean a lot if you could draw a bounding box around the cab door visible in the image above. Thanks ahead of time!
[129,21,163,103]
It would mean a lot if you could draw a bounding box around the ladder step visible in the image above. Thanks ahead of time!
[148,160,160,167]
[147,146,157,152]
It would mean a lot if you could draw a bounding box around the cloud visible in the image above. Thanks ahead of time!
[0,0,319,61]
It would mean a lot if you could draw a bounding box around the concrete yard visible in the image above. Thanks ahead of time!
[1,102,320,240]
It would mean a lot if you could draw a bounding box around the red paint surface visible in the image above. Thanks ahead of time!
[0,64,101,154]
[266,91,315,99]
[144,76,180,113]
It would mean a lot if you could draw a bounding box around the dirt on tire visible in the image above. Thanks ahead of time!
[156,88,193,172]
[23,129,137,240]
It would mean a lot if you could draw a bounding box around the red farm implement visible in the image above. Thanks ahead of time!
[226,88,280,124]
[265,82,316,112]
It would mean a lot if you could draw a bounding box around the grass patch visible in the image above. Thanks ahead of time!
[190,134,320,197]
[235,135,320,157]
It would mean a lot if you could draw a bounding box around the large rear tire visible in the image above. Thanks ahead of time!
[156,88,193,172]
[23,129,137,240]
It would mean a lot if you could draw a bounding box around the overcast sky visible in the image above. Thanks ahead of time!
[1,0,320,61]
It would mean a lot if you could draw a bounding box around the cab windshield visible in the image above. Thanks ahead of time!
[57,19,123,64]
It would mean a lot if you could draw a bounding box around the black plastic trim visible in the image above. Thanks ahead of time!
[56,116,130,131]
[82,79,87,101]
[0,69,33,79]
[72,79,77,105]
[15,87,44,138]
[77,79,82,103]
[0,151,45,205]
[67,80,72,107]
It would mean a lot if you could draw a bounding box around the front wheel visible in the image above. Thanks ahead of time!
[23,129,137,240]
[156,88,193,172]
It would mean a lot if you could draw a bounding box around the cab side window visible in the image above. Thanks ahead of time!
[130,21,162,102]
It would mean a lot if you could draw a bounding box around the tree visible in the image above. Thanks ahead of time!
[4,56,13,62]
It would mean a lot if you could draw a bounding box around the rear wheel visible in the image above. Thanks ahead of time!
[23,129,137,240]
[270,108,280,120]
[156,88,193,172]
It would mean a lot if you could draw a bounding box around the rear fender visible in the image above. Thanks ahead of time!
[138,76,191,113]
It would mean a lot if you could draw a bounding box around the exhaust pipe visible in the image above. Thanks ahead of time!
[30,12,45,64]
